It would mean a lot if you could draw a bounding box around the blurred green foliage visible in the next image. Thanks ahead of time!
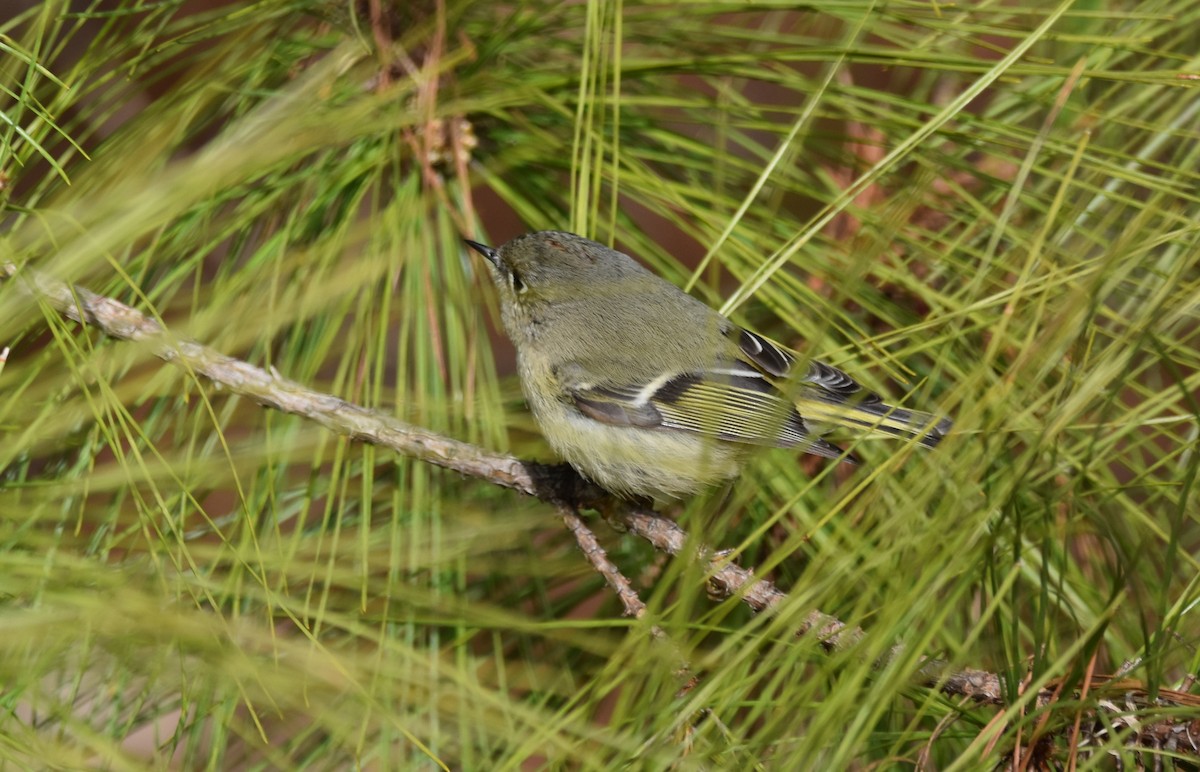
[1,0,1199,768]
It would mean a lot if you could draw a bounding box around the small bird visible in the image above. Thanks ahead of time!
[466,231,950,499]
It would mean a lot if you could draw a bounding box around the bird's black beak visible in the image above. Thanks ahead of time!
[463,239,499,267]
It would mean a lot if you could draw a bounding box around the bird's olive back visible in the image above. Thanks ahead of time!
[486,231,734,379]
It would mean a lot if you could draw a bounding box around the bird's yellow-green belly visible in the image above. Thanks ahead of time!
[528,388,741,498]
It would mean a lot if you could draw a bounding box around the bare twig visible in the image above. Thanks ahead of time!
[560,505,695,686]
[6,259,1198,761]
[560,506,647,620]
[3,260,537,494]
[615,507,857,649]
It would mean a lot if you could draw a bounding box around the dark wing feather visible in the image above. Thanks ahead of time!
[735,329,795,377]
[729,326,881,405]
[573,387,662,427]
[801,360,881,404]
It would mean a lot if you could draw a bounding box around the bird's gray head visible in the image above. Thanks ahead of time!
[464,231,648,305]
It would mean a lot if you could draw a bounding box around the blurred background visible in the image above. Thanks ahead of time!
[2,0,1199,768]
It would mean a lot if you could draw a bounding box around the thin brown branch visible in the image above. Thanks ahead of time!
[614,508,857,648]
[560,506,647,620]
[7,259,1199,761]
[561,505,694,685]
[3,260,537,494]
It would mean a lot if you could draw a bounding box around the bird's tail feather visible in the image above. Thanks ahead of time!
[798,395,951,450]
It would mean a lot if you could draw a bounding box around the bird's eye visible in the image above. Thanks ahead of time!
[508,271,527,294]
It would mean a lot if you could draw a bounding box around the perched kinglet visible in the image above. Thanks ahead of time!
[466,231,950,499]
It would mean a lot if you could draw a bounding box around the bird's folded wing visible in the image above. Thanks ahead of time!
[566,363,848,460]
[732,326,950,445]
